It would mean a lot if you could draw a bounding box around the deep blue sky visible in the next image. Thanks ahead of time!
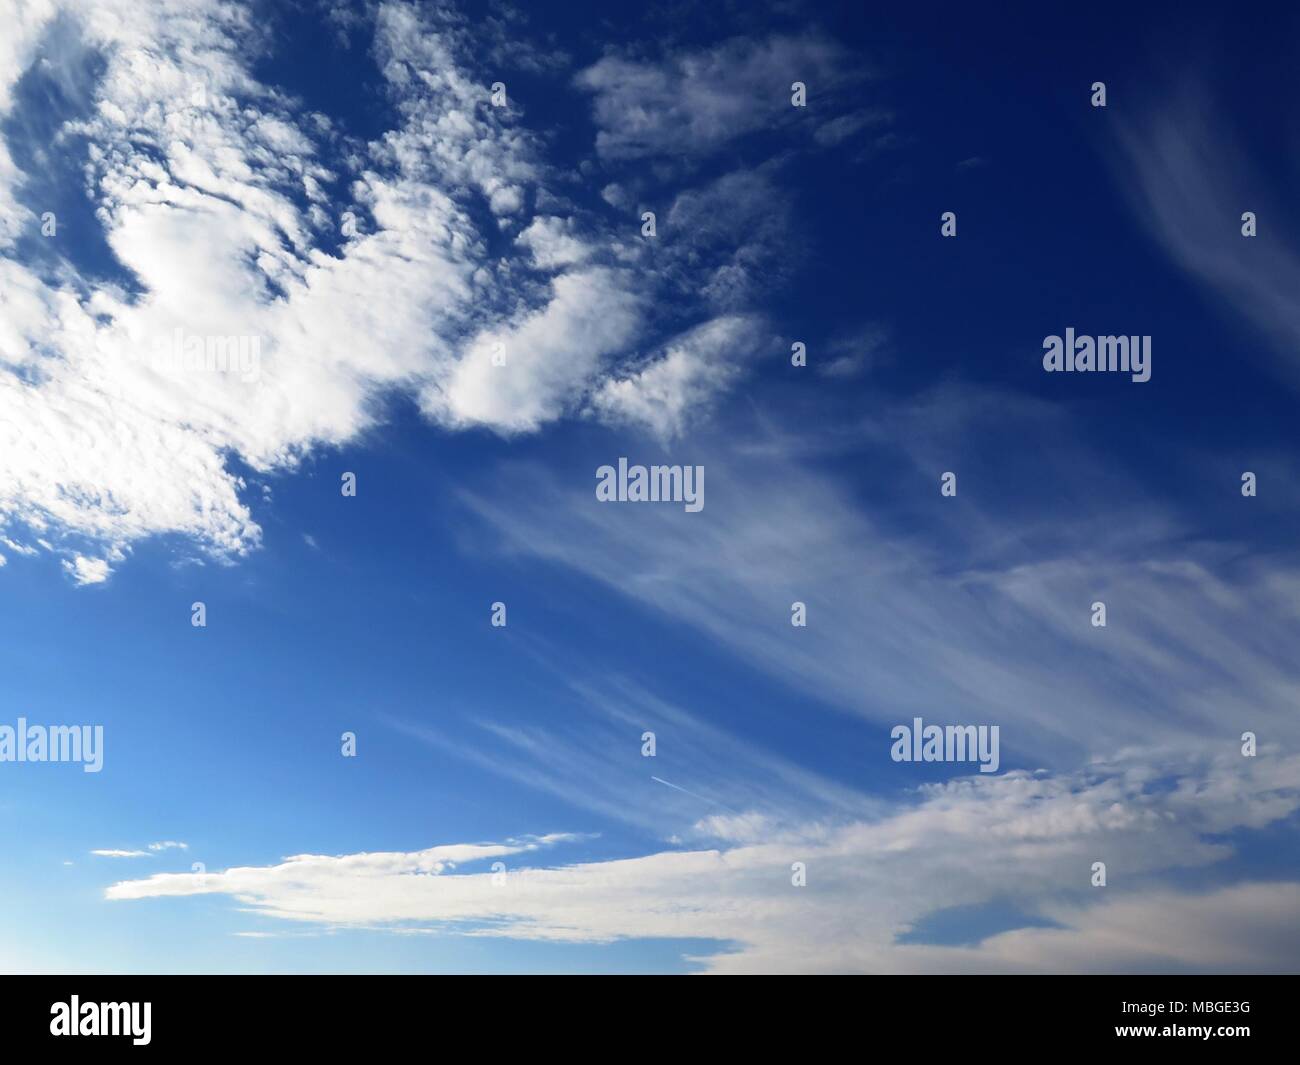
[1,0,1297,974]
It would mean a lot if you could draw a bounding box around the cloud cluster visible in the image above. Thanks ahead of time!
[2,1,861,580]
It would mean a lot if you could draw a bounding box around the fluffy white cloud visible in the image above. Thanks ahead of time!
[515,216,591,270]
[1,0,379,575]
[61,555,111,585]
[424,267,643,433]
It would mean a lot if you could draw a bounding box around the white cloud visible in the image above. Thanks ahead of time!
[423,267,643,433]
[147,840,188,852]
[693,812,777,844]
[105,751,1300,972]
[1,0,366,572]
[387,668,880,839]
[661,167,793,308]
[92,849,151,858]
[1112,88,1300,390]
[458,396,1300,766]
[514,216,591,270]
[814,107,890,147]
[892,883,1300,975]
[0,536,36,556]
[61,555,111,585]
[590,314,763,440]
[576,33,866,160]
[815,324,888,379]
[0,0,58,246]
[1,0,774,581]
[599,182,630,210]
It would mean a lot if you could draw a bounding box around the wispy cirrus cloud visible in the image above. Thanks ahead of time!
[457,390,1300,769]
[1111,85,1300,389]
[89,840,188,857]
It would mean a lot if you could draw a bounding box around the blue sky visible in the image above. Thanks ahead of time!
[1,0,1298,974]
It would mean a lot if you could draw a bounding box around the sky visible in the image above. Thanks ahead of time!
[1,0,1298,974]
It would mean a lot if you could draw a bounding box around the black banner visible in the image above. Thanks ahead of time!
[1,976,1290,1053]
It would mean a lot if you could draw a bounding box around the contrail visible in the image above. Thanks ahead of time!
[651,775,740,814]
